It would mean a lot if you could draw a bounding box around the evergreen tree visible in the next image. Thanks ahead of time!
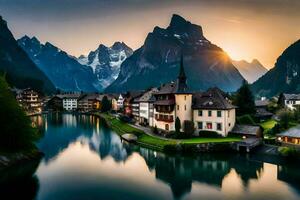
[101,96,111,112]
[175,117,181,133]
[0,76,38,151]
[234,80,255,116]
[277,93,285,108]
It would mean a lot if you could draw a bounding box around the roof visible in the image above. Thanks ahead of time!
[255,100,270,107]
[283,93,300,100]
[277,125,300,138]
[78,94,101,101]
[231,125,261,136]
[136,88,158,102]
[192,87,236,110]
[56,93,81,99]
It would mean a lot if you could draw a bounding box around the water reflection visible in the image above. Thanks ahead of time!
[30,114,300,200]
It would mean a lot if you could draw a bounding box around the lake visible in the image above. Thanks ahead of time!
[2,114,300,200]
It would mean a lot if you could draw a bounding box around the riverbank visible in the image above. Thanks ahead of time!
[94,112,242,152]
[0,149,43,170]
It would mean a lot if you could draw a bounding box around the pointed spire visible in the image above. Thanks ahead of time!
[176,54,189,93]
[178,54,186,79]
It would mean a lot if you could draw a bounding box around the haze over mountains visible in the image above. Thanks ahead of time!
[232,59,267,83]
[252,39,300,97]
[0,16,55,93]
[105,14,244,93]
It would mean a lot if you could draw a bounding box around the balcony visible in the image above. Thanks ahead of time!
[154,99,175,106]
[155,115,174,122]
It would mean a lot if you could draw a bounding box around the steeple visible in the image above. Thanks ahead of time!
[176,55,189,93]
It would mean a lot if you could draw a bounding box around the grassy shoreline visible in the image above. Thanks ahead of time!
[94,112,241,152]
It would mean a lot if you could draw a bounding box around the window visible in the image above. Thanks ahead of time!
[217,123,222,131]
[228,111,230,118]
[197,122,203,129]
[217,110,222,117]
[177,105,179,110]
[206,122,212,129]
[184,96,186,100]
[198,110,203,116]
[184,105,186,111]
[229,123,231,127]
[208,110,212,117]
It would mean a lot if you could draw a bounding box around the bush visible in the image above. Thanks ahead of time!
[152,125,159,135]
[277,109,293,129]
[237,114,256,125]
[278,147,300,158]
[175,117,181,133]
[198,130,222,138]
[183,120,195,137]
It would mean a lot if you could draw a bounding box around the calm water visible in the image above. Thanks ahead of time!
[2,114,300,200]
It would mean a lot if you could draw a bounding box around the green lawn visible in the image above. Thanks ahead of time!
[180,137,241,144]
[98,113,242,151]
[260,119,277,134]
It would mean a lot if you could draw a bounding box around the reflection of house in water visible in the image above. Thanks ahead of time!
[277,164,300,195]
[229,155,264,186]
[139,149,265,199]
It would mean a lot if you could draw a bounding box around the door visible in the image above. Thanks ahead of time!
[165,124,169,131]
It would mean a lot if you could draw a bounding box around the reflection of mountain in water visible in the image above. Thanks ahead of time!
[278,164,300,195]
[34,114,132,163]
[139,149,264,199]
[0,157,41,199]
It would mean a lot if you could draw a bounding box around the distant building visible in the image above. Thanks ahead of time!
[136,88,158,126]
[254,98,273,120]
[16,88,42,112]
[282,94,300,110]
[78,94,101,112]
[123,91,143,116]
[277,125,300,146]
[46,96,63,111]
[117,94,125,110]
[55,93,81,111]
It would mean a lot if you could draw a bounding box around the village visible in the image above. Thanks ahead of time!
[13,59,300,154]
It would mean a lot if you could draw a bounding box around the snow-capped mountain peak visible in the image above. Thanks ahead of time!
[78,42,133,88]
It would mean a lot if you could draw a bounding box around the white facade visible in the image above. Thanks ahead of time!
[63,98,78,111]
[175,94,193,131]
[117,94,124,110]
[285,99,300,110]
[193,109,236,137]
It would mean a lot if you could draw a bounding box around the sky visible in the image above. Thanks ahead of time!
[0,0,299,69]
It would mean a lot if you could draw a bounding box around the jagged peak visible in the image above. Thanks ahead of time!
[170,14,189,27]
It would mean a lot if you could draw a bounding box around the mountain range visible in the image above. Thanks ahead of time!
[78,42,133,89]
[232,59,267,83]
[18,36,100,92]
[0,16,55,93]
[105,14,244,93]
[252,40,300,97]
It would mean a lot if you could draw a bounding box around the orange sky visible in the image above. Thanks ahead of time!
[1,0,300,69]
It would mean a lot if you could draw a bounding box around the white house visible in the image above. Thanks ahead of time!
[282,94,300,110]
[192,88,236,137]
[58,94,81,111]
[137,88,158,126]
[117,94,125,110]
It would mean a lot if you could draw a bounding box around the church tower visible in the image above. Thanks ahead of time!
[175,55,193,131]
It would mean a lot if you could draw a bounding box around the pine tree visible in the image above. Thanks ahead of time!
[101,96,111,113]
[0,76,38,151]
[234,80,255,116]
[175,117,181,133]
